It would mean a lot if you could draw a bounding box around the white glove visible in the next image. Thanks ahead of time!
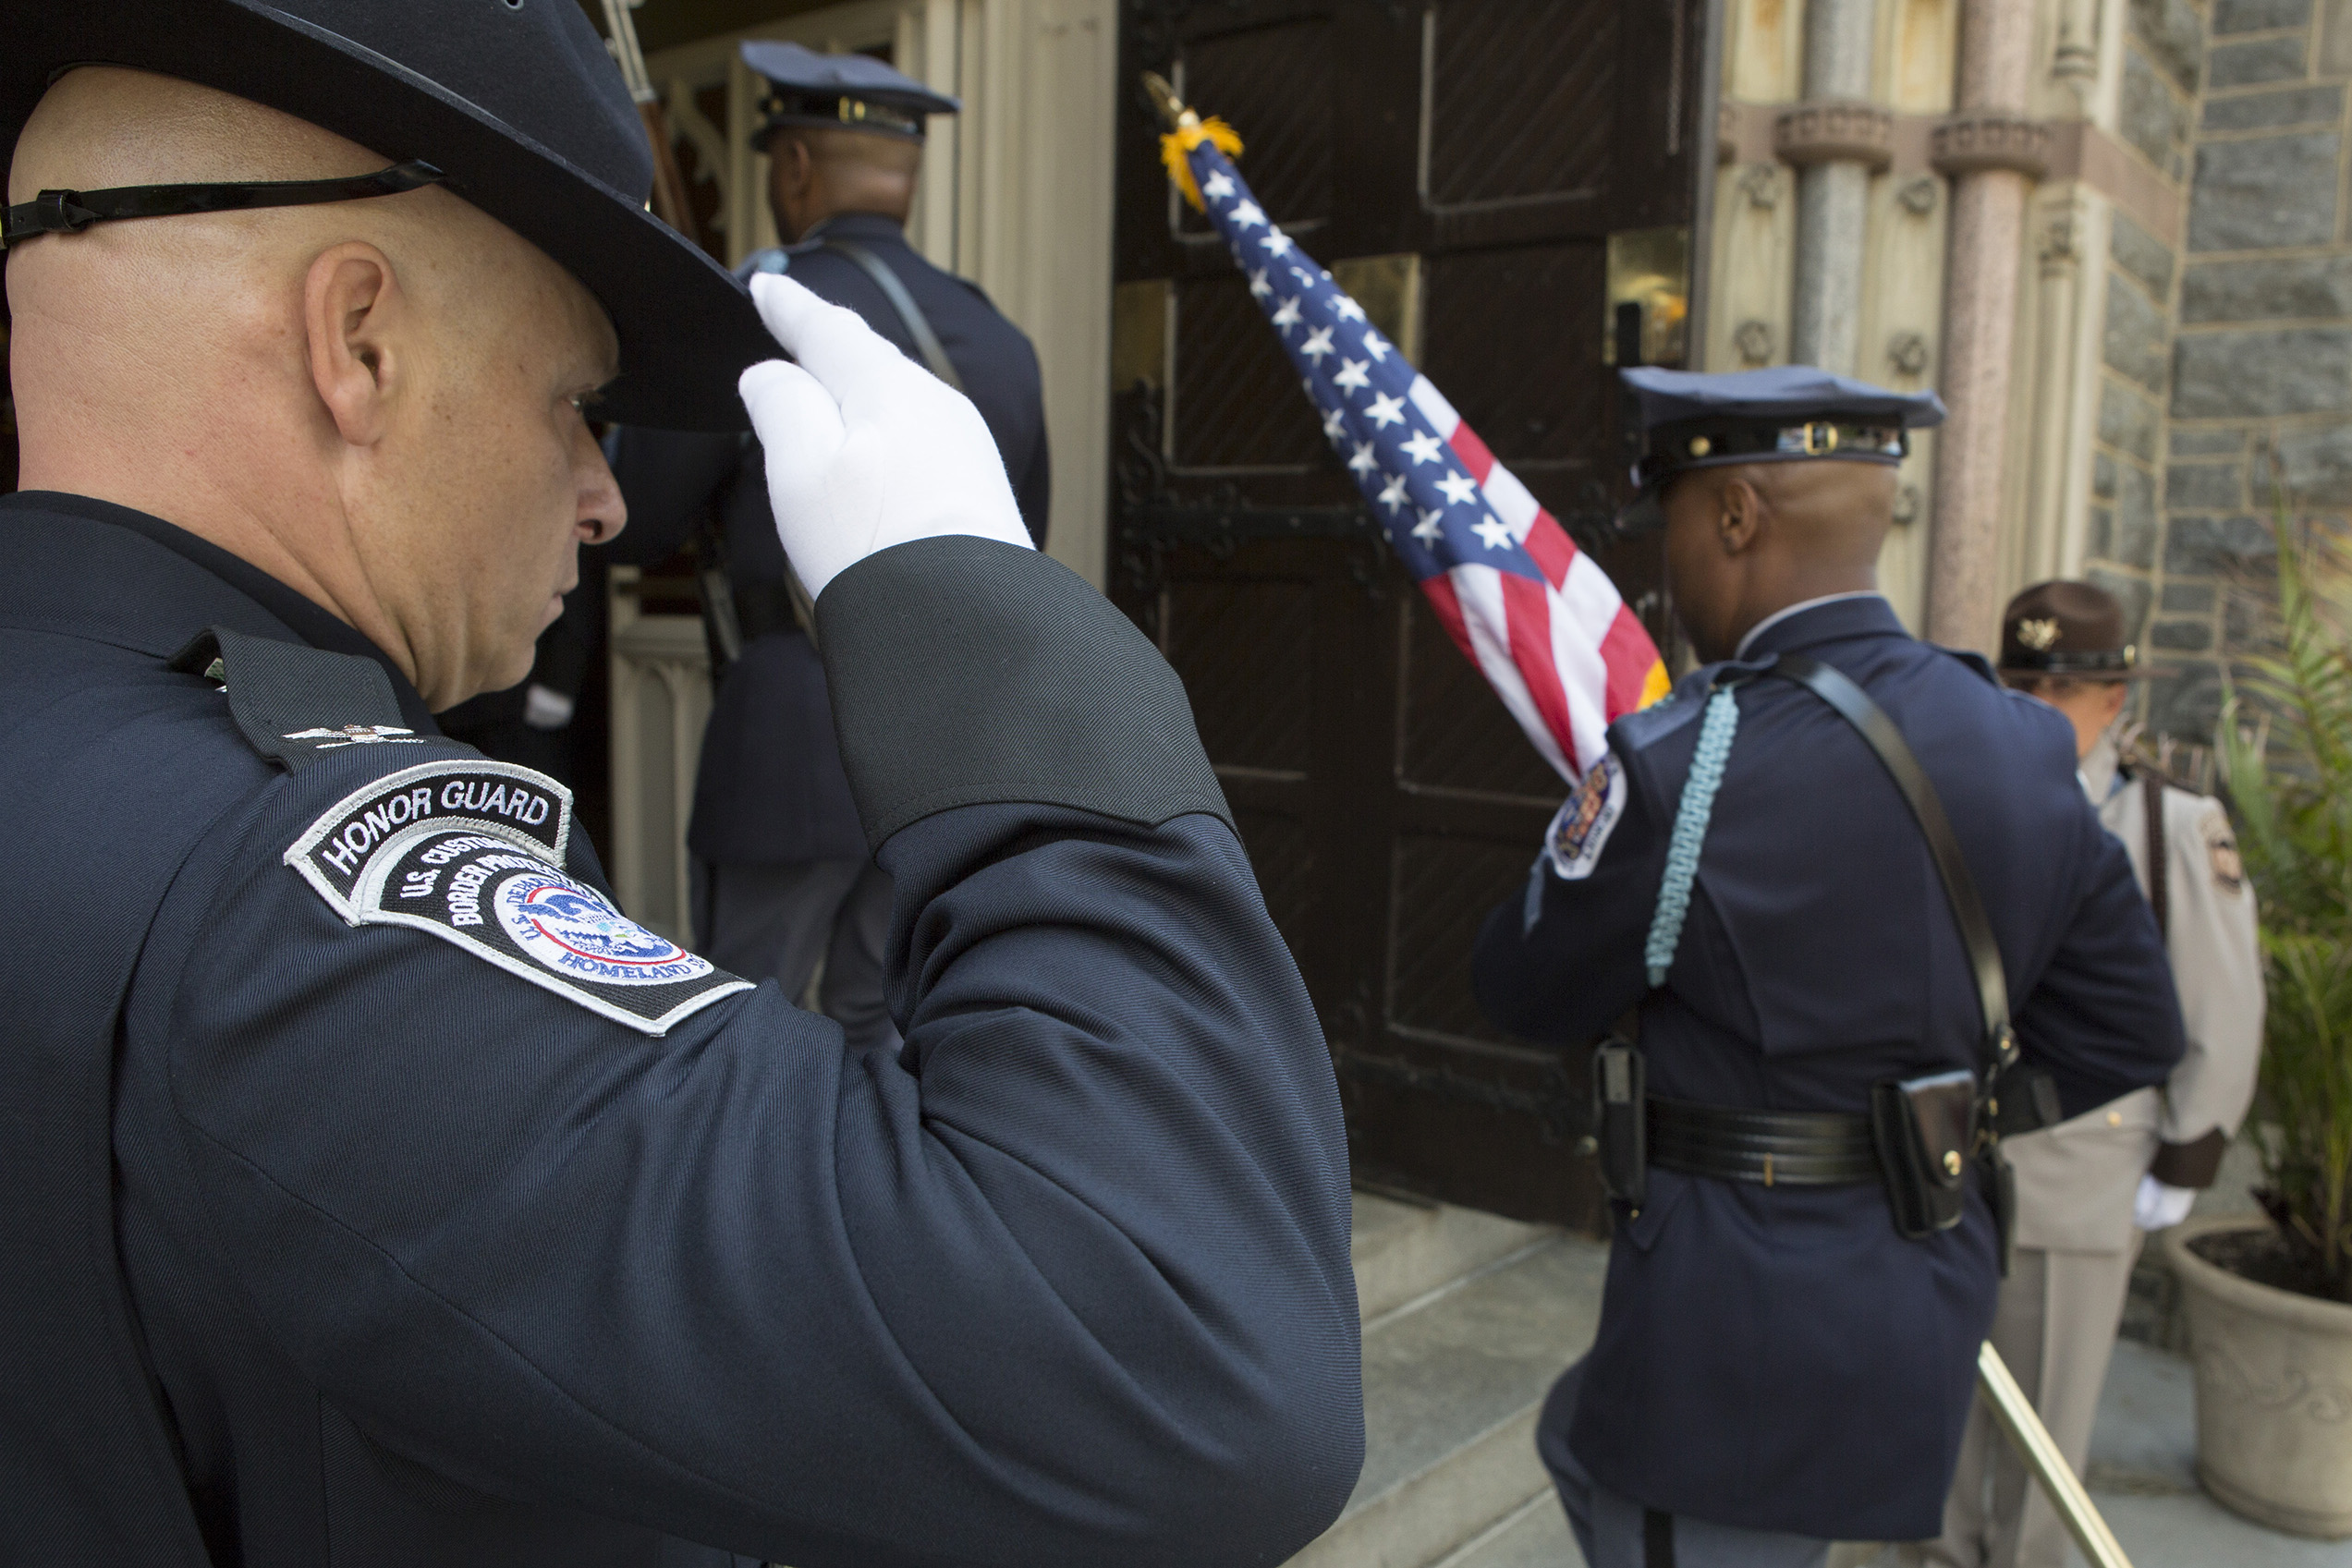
[2135,1173,2197,1232]
[737,273,1032,599]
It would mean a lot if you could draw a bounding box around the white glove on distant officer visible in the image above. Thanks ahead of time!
[738,272,1032,599]
[2135,1173,2198,1232]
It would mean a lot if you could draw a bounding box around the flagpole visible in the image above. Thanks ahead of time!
[1977,1341,2136,1568]
[600,0,694,235]
[1142,71,1184,129]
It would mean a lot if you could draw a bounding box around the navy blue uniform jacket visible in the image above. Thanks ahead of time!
[1474,596,2182,1542]
[608,213,1050,867]
[0,492,1359,1565]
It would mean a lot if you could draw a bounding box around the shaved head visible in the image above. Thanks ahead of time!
[7,67,625,709]
[1660,457,1896,663]
[766,124,922,243]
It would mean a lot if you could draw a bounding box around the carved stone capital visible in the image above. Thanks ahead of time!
[2040,213,2082,268]
[1773,100,1894,170]
[1931,113,2050,180]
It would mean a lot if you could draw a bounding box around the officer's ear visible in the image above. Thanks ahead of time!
[770,135,814,202]
[1716,475,1766,556]
[303,240,404,446]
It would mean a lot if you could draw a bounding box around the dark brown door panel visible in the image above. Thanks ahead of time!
[1113,0,1711,1228]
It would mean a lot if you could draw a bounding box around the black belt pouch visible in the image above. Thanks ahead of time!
[1869,1068,1975,1239]
[1591,1039,1646,1209]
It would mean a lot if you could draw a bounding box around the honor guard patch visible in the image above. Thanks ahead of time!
[1545,752,1627,881]
[286,760,750,1034]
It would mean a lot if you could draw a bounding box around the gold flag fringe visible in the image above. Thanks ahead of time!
[1159,116,1244,212]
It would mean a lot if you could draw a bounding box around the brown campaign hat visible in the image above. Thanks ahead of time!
[1997,580,2153,680]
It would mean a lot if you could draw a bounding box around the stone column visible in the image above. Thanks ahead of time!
[1925,0,2047,651]
[1781,0,1887,373]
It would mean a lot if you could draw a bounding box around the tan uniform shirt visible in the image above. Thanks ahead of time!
[2006,735,2263,1252]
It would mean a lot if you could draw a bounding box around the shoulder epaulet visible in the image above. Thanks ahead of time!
[169,626,428,772]
[1943,647,2000,686]
[1610,671,1713,754]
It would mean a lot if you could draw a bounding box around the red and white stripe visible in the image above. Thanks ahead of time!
[1407,376,1663,782]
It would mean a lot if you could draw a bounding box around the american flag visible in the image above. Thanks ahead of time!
[1164,119,1669,782]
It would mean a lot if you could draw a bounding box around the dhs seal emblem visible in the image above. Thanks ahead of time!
[285,760,749,1034]
[497,874,715,987]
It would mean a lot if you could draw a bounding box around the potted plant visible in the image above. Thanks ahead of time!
[2169,508,2352,1538]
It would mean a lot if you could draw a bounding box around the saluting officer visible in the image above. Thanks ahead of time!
[608,44,1049,1050]
[1921,579,2264,1568]
[0,4,1358,1563]
[1474,368,2184,1568]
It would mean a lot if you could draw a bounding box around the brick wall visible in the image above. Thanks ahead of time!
[2136,0,2352,738]
[2079,0,2205,730]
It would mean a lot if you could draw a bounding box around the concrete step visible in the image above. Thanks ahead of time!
[1350,1190,1554,1323]
[1289,1229,1607,1568]
[1430,1489,1578,1568]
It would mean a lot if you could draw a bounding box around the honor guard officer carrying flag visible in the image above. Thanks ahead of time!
[1921,580,2265,1568]
[606,43,1049,1048]
[1473,367,2186,1568]
[0,3,1360,1564]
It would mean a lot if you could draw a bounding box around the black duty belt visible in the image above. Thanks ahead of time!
[1647,1097,1880,1187]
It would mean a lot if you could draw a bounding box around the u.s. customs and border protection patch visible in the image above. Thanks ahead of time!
[1544,752,1627,881]
[286,760,749,1034]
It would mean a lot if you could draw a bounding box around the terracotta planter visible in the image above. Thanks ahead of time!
[2163,1215,2352,1538]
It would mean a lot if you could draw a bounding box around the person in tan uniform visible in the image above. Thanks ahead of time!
[1918,579,2264,1568]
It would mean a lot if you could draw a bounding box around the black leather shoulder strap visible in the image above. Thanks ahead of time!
[821,238,967,393]
[2142,768,2170,942]
[1771,654,2016,1074]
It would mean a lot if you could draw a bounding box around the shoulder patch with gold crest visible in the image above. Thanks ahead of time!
[1545,753,1627,881]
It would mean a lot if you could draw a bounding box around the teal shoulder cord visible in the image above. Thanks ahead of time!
[1642,683,1742,987]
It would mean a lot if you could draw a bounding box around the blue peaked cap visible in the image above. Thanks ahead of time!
[1618,365,1945,505]
[1622,365,1946,432]
[738,41,959,112]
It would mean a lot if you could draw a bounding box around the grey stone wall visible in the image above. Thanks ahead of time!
[2141,0,2352,738]
[2079,0,2205,721]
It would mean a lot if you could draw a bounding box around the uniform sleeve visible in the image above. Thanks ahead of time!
[1472,747,1668,1044]
[139,542,1361,1568]
[2151,793,2265,1184]
[2014,810,2189,1121]
[602,425,743,568]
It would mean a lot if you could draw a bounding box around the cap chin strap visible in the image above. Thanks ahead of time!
[3,160,444,249]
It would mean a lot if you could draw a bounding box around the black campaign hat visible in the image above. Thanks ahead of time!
[741,42,958,148]
[1,0,769,432]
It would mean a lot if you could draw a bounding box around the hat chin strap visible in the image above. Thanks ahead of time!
[2,159,444,249]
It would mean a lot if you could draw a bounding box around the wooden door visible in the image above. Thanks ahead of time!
[1109,0,1712,1227]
